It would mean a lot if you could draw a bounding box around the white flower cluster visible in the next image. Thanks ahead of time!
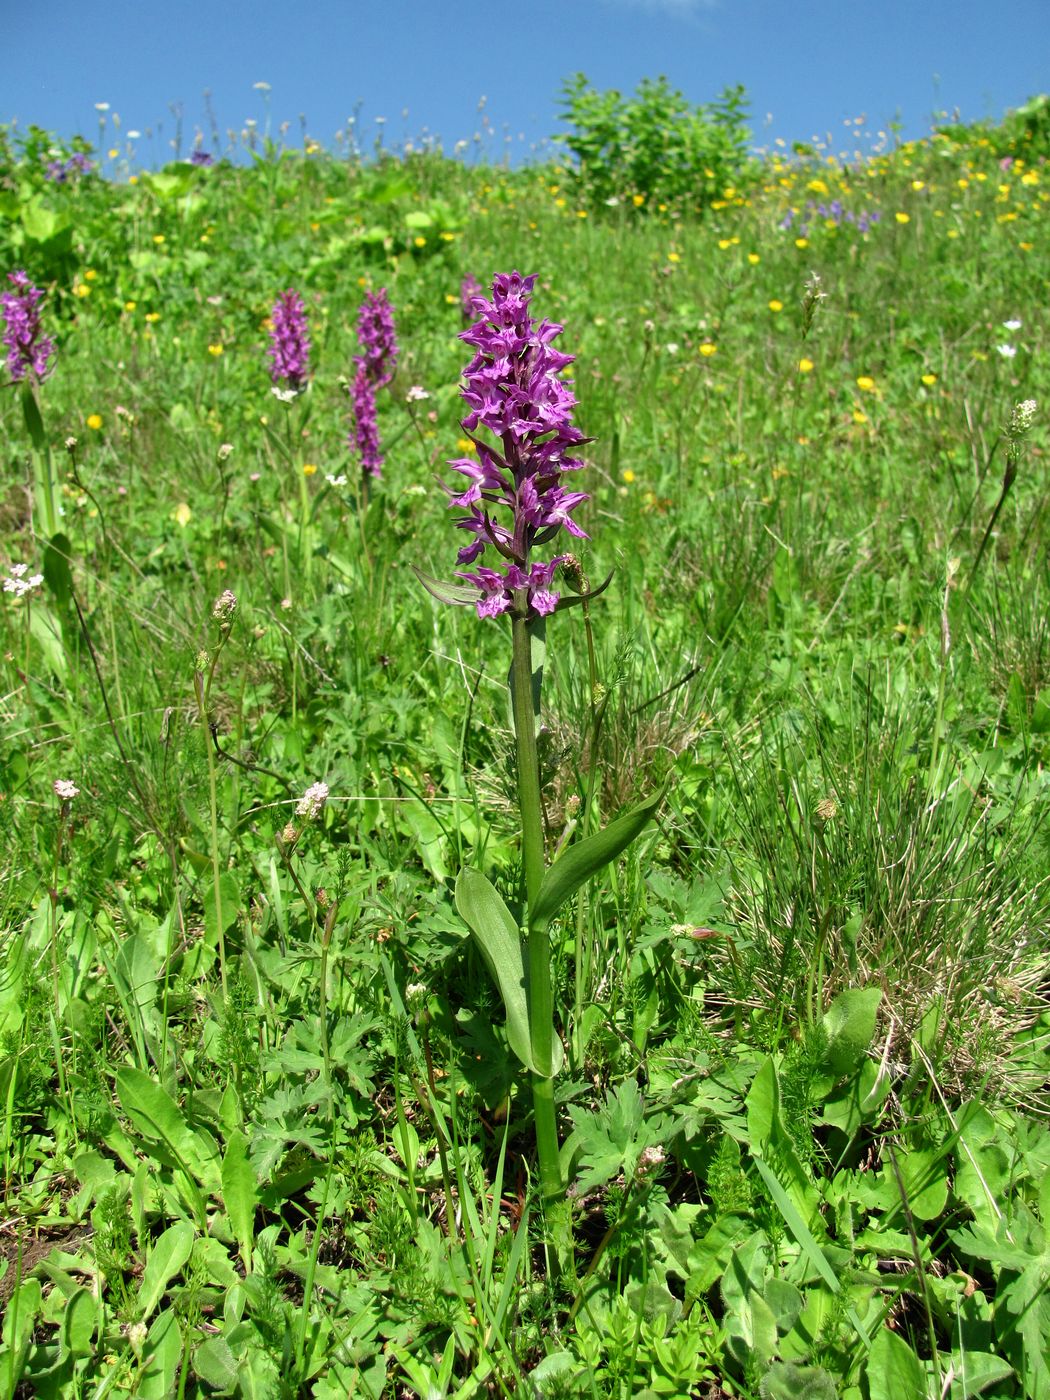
[3,563,44,597]
[295,782,329,821]
[1008,399,1037,438]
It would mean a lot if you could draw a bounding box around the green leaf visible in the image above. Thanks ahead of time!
[455,867,533,1073]
[821,987,881,1075]
[115,1066,220,1194]
[138,1220,195,1321]
[866,1328,926,1400]
[137,1310,183,1400]
[59,1286,96,1359]
[221,1131,259,1272]
[193,1336,241,1391]
[760,1362,838,1400]
[42,533,74,609]
[530,784,664,929]
[948,1351,1014,1397]
[20,381,47,452]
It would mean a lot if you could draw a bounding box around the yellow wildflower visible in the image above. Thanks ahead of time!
[798,358,814,374]
[86,414,103,430]
[768,299,783,313]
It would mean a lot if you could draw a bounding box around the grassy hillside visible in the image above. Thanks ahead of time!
[0,108,1048,1398]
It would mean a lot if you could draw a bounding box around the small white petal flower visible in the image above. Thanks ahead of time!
[295,782,329,820]
[54,779,80,801]
[1003,319,1022,332]
[405,385,430,402]
[997,344,1017,359]
[325,473,348,487]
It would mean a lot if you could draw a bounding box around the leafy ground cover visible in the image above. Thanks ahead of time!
[0,96,1048,1399]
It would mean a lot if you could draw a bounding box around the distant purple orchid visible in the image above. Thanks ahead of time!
[355,289,398,387]
[460,273,482,321]
[443,271,589,620]
[45,152,93,183]
[352,363,383,478]
[2,270,56,383]
[348,288,398,479]
[268,289,310,393]
[190,149,215,168]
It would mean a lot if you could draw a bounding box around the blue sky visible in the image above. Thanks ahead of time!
[7,0,1048,166]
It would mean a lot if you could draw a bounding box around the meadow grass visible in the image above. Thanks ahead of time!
[0,112,1048,1398]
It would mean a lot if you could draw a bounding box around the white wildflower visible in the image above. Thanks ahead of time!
[997,344,1017,359]
[295,782,329,821]
[1003,319,1022,332]
[54,779,80,801]
[405,385,430,402]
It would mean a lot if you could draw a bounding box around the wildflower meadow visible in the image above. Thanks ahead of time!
[1,84,1049,1399]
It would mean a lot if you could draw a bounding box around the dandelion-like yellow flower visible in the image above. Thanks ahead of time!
[145,312,160,323]
[632,193,645,207]
[718,239,732,250]
[747,253,760,265]
[699,342,717,357]
[84,269,97,282]
[456,438,477,454]
[153,233,166,245]
[124,301,137,312]
[921,373,937,386]
[856,376,876,392]
[768,299,783,313]
[622,469,636,484]
[668,251,681,263]
[86,414,103,430]
[413,236,427,248]
[74,283,91,298]
[303,464,318,476]
[794,237,809,249]
[798,358,815,374]
[208,343,224,357]
[852,408,869,424]
[440,231,455,241]
[895,212,910,224]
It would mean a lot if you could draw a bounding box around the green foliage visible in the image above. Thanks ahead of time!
[557,72,752,209]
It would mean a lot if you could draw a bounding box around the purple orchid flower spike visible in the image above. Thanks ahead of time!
[429,271,593,621]
[2,271,56,383]
[268,289,310,394]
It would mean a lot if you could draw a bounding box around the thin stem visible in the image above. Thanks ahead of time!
[510,607,567,1251]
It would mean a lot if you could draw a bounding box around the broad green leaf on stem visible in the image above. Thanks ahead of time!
[137,1310,183,1400]
[20,382,47,452]
[59,1286,96,1359]
[115,1066,220,1194]
[821,987,882,1075]
[865,1328,926,1400]
[42,534,74,609]
[530,784,665,930]
[221,1130,259,1272]
[0,1277,42,1398]
[455,866,533,1073]
[138,1220,195,1322]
